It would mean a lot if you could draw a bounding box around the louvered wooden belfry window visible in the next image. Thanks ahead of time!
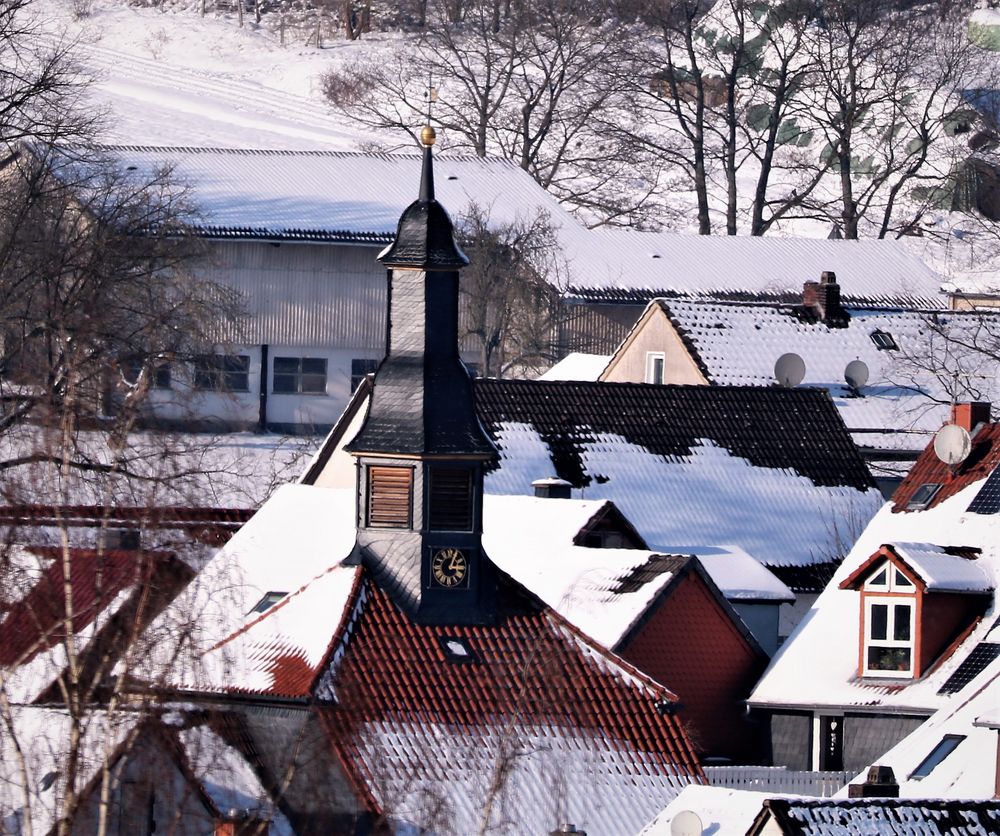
[428,468,474,531]
[367,466,413,528]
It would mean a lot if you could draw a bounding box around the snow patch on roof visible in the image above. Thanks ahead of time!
[640,784,777,835]
[538,353,610,381]
[693,546,795,602]
[486,425,880,574]
[893,543,993,593]
[483,494,685,648]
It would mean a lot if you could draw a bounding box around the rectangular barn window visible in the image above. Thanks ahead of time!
[367,466,413,528]
[194,354,250,392]
[351,359,379,392]
[273,357,327,394]
[428,468,474,531]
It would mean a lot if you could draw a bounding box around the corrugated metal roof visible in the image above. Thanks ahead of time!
[81,146,945,306]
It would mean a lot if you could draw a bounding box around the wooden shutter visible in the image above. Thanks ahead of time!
[367,466,412,527]
[428,468,473,531]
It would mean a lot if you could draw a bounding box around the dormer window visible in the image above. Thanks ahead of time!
[862,565,916,677]
[842,544,993,682]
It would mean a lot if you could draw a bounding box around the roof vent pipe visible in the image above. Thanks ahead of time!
[550,826,587,836]
[952,402,991,433]
[532,477,572,499]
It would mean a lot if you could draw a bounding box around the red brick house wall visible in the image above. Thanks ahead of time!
[617,570,768,762]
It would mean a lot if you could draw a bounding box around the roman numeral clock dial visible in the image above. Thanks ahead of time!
[431,547,468,588]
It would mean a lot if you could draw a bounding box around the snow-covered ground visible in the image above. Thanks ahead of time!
[38,0,377,150]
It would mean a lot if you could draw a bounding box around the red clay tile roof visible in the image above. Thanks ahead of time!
[0,548,154,668]
[317,573,702,833]
[893,423,1000,513]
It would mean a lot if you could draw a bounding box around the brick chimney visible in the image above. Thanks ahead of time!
[848,765,900,798]
[952,402,991,433]
[801,272,848,326]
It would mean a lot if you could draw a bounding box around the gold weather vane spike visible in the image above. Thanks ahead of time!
[421,74,438,147]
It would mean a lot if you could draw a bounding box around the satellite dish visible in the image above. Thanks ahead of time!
[671,810,704,836]
[774,353,806,387]
[845,359,870,390]
[934,423,972,466]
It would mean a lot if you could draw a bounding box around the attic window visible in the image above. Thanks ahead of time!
[870,330,898,350]
[438,635,477,663]
[907,483,942,510]
[910,735,965,779]
[250,591,287,614]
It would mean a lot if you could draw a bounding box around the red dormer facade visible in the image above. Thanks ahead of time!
[840,545,991,681]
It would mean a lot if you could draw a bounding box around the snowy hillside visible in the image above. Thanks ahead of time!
[28,0,1000,294]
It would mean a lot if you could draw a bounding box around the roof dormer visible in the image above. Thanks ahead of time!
[840,544,992,680]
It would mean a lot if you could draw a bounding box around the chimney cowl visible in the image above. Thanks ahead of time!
[532,477,572,499]
[847,764,899,798]
[952,402,991,433]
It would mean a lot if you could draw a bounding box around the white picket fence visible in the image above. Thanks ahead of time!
[703,766,852,797]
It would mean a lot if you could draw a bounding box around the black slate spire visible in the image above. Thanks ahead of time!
[345,125,497,625]
[346,127,493,457]
[378,129,469,271]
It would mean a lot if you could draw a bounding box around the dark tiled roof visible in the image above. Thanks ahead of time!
[319,573,702,830]
[893,423,1000,513]
[474,379,873,491]
[767,562,840,594]
[753,797,1000,835]
[612,554,690,594]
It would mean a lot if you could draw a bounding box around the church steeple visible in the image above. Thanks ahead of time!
[346,126,497,625]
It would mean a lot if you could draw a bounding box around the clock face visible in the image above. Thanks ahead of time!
[431,547,468,588]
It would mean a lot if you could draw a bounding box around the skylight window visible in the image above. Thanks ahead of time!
[250,591,287,615]
[910,735,965,779]
[907,483,942,510]
[438,635,477,663]
[870,329,898,350]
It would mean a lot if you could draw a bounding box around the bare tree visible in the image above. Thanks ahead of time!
[323,0,638,221]
[457,203,566,378]
[797,0,984,239]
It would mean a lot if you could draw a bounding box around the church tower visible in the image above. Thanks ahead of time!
[345,126,498,625]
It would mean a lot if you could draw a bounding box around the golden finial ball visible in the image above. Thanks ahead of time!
[421,125,437,147]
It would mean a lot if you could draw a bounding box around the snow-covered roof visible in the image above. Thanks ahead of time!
[484,494,697,647]
[137,484,358,696]
[847,664,1000,799]
[0,707,138,836]
[750,797,1000,834]
[568,229,944,306]
[81,145,577,244]
[537,352,610,381]
[640,785,777,836]
[475,379,882,593]
[647,298,1000,455]
[693,546,795,603]
[751,425,1000,714]
[64,147,944,307]
[881,544,992,593]
[1,546,193,703]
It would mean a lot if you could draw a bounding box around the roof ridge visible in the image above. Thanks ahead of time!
[87,145,515,165]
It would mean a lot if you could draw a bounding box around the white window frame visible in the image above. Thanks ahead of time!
[645,351,665,385]
[863,595,915,678]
